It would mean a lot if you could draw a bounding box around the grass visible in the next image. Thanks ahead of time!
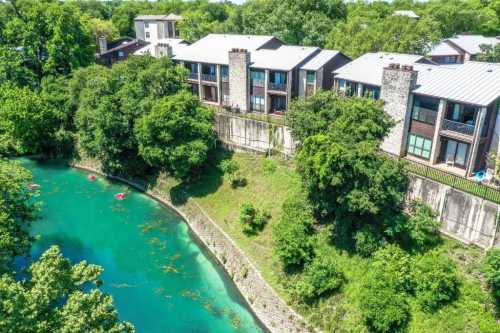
[82,150,499,332]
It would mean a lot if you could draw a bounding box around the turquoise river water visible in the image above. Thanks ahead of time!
[21,159,264,333]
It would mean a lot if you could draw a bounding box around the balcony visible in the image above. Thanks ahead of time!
[268,82,286,92]
[188,72,198,80]
[201,73,216,82]
[251,79,264,87]
[442,119,475,136]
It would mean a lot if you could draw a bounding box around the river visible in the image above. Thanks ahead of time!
[21,159,264,333]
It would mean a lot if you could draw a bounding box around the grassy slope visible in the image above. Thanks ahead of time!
[137,151,498,332]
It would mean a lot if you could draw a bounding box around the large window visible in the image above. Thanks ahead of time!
[250,70,265,87]
[445,102,477,125]
[362,84,380,99]
[306,71,315,84]
[250,95,265,112]
[443,139,469,168]
[412,95,439,125]
[407,133,432,160]
[221,65,229,81]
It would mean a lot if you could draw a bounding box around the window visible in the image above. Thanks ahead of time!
[345,81,358,97]
[306,71,315,84]
[445,102,477,125]
[412,95,439,124]
[144,22,149,28]
[443,139,469,167]
[337,79,346,94]
[443,56,457,64]
[251,95,265,112]
[221,66,229,80]
[251,70,265,87]
[118,51,125,58]
[270,95,286,112]
[145,32,150,39]
[362,85,380,99]
[407,133,432,160]
[271,71,286,84]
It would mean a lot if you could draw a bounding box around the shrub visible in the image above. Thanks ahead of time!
[273,195,315,270]
[372,244,414,293]
[413,251,460,312]
[405,201,441,250]
[354,224,386,257]
[483,248,500,302]
[359,273,410,333]
[221,159,245,187]
[238,203,270,235]
[263,159,277,174]
[296,254,345,301]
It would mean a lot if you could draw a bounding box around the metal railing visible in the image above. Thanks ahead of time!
[268,82,286,91]
[201,73,216,82]
[401,155,500,204]
[442,119,475,136]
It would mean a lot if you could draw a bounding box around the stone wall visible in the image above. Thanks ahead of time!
[72,159,313,333]
[408,174,500,249]
[215,113,295,156]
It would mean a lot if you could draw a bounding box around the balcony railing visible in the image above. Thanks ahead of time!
[201,74,216,82]
[188,72,198,80]
[442,119,475,136]
[268,82,286,92]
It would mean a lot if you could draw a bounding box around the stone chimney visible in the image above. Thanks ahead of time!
[380,63,418,156]
[155,43,173,58]
[228,48,250,112]
[98,36,107,54]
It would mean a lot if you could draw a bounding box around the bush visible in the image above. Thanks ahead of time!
[354,224,387,257]
[414,251,460,312]
[359,273,410,333]
[296,254,345,301]
[273,195,315,270]
[238,203,270,235]
[221,159,245,187]
[483,248,500,302]
[372,244,414,293]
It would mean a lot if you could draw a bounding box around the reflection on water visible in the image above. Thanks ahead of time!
[21,159,264,333]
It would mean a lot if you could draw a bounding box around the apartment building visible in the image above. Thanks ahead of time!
[134,14,182,42]
[429,34,500,64]
[333,52,500,177]
[171,34,350,114]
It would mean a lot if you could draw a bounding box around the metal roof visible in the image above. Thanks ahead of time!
[251,45,320,71]
[393,10,420,18]
[134,38,189,57]
[135,14,182,21]
[300,50,341,71]
[429,42,461,56]
[413,61,500,107]
[444,35,499,55]
[333,52,428,86]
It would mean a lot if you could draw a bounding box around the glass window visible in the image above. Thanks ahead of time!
[444,139,469,167]
[407,133,432,160]
[221,66,229,77]
[306,71,315,84]
[251,70,265,87]
[337,79,346,94]
[445,102,477,125]
[362,85,380,99]
[144,22,149,28]
[145,32,150,39]
[118,51,125,58]
[412,95,439,124]
[250,95,265,112]
[345,81,358,97]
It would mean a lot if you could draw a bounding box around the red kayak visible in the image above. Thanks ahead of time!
[115,193,126,200]
[87,175,97,181]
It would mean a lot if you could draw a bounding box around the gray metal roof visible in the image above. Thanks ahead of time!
[135,14,182,21]
[429,42,461,56]
[431,35,500,56]
[251,45,320,71]
[300,50,341,71]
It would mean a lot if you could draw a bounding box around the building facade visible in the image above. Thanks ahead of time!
[134,14,182,43]
[429,35,500,64]
[172,34,350,114]
[333,53,500,177]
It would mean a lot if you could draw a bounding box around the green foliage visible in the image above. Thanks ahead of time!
[238,202,270,235]
[402,201,441,251]
[0,160,37,273]
[372,244,414,293]
[296,254,345,301]
[477,44,500,63]
[134,92,215,179]
[262,159,277,175]
[484,248,500,304]
[414,251,460,312]
[273,195,315,270]
[220,159,242,187]
[0,246,134,333]
[354,224,386,257]
[74,56,188,176]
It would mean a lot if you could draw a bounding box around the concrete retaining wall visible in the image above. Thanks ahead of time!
[408,174,500,249]
[215,113,295,157]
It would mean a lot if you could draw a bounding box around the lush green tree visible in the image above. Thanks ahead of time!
[483,248,500,303]
[134,92,215,179]
[414,251,460,311]
[75,56,188,175]
[220,159,243,187]
[477,43,500,63]
[86,17,119,44]
[326,15,442,58]
[295,254,345,301]
[273,195,315,270]
[238,202,270,235]
[0,47,36,87]
[2,0,95,86]
[353,224,387,257]
[0,246,134,333]
[0,159,37,273]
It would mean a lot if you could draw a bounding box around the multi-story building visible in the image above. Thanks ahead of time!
[429,35,500,64]
[333,52,500,177]
[171,34,350,113]
[134,14,182,42]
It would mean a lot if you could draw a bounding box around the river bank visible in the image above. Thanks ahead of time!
[70,157,313,333]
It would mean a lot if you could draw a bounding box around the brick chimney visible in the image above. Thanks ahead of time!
[228,48,250,112]
[98,36,107,54]
[380,63,418,156]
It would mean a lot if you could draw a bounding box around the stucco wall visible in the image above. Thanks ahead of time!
[215,113,295,156]
[407,174,500,249]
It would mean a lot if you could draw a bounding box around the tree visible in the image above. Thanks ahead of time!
[238,202,270,235]
[134,92,215,180]
[477,43,500,63]
[86,17,119,44]
[220,159,241,186]
[353,224,387,257]
[295,254,345,301]
[413,251,460,311]
[483,248,500,303]
[0,246,134,333]
[0,159,37,273]
[2,0,95,86]
[273,195,315,270]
